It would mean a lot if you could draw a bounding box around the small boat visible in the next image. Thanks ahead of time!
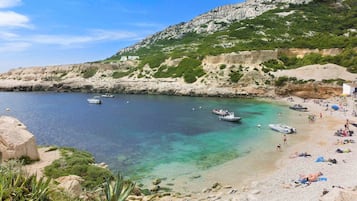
[289,104,308,112]
[218,112,241,122]
[87,96,102,104]
[101,93,115,98]
[269,124,296,134]
[212,109,229,116]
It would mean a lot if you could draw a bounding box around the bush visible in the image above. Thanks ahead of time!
[229,71,243,83]
[82,67,98,78]
[219,64,226,70]
[112,71,130,79]
[44,147,113,190]
[275,76,289,87]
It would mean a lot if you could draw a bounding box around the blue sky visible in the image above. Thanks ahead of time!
[0,0,242,72]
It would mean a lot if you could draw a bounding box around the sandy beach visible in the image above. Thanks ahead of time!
[151,96,357,201]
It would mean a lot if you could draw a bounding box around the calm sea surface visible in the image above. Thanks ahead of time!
[0,92,290,179]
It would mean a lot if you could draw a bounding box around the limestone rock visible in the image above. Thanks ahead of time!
[56,175,84,197]
[0,116,39,162]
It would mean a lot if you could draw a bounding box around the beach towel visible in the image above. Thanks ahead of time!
[318,177,327,181]
[315,156,325,162]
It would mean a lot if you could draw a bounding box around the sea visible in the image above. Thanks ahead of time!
[0,92,293,184]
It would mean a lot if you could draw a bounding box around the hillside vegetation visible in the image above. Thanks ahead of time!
[105,0,356,83]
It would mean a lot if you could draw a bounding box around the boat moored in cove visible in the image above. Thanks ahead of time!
[87,96,102,104]
[269,124,296,134]
[289,104,308,112]
[218,112,241,122]
[101,93,115,98]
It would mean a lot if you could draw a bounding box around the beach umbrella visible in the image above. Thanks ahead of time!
[331,105,339,111]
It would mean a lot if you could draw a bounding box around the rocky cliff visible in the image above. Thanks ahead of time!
[0,48,353,98]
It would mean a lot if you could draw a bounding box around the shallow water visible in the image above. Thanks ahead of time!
[0,92,291,180]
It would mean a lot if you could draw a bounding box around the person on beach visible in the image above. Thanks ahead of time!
[289,152,311,158]
[298,172,323,184]
[283,134,287,144]
[276,144,281,151]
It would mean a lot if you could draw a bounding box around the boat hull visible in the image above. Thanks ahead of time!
[269,124,296,134]
[219,116,241,122]
[87,98,101,104]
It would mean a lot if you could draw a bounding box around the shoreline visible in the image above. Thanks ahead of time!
[142,96,357,200]
[16,94,357,200]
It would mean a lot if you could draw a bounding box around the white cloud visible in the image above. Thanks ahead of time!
[0,0,22,8]
[0,42,31,52]
[0,31,18,39]
[0,11,31,28]
[29,30,140,46]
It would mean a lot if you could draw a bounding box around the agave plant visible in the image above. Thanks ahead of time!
[0,160,51,201]
[102,172,135,201]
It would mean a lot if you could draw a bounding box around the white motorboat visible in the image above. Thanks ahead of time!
[269,124,296,134]
[212,109,229,116]
[289,104,308,112]
[87,96,102,104]
[218,112,241,122]
[101,93,115,98]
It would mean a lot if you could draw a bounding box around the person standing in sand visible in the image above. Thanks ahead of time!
[283,134,287,144]
[276,144,282,151]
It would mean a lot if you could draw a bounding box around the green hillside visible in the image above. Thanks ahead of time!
[104,0,357,82]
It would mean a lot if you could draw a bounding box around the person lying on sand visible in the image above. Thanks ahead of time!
[298,172,323,184]
[289,152,312,158]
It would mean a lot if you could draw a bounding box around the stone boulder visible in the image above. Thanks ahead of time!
[55,175,83,197]
[0,116,39,162]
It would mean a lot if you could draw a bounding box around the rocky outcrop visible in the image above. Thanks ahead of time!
[204,50,278,65]
[275,82,342,99]
[55,175,84,197]
[0,116,40,162]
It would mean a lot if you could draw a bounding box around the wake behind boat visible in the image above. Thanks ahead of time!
[269,124,296,134]
[218,112,241,122]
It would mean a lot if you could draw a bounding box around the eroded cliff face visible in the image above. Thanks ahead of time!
[275,83,342,99]
[0,49,350,98]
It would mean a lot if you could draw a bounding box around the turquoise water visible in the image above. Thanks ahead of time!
[0,92,289,179]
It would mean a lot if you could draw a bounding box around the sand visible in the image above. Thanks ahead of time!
[147,95,357,201]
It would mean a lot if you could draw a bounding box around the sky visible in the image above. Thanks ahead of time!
[0,0,242,72]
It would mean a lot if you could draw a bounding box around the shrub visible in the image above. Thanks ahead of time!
[44,147,113,190]
[219,64,226,70]
[275,76,289,87]
[229,71,243,83]
[112,71,130,79]
[82,67,98,78]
